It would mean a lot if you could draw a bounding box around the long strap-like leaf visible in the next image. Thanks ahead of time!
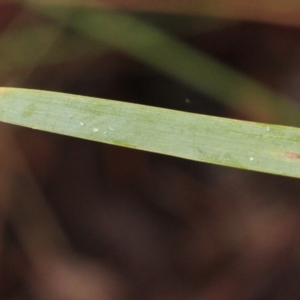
[1,88,300,178]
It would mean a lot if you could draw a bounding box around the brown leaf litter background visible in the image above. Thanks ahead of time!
[1,2,300,299]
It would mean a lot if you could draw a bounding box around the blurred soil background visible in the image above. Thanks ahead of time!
[1,1,300,299]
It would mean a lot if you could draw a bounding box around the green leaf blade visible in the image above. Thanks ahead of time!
[1,87,300,178]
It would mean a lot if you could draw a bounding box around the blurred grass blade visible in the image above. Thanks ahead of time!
[0,24,60,74]
[0,24,107,74]
[1,87,300,178]
[23,3,300,125]
[22,0,300,27]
